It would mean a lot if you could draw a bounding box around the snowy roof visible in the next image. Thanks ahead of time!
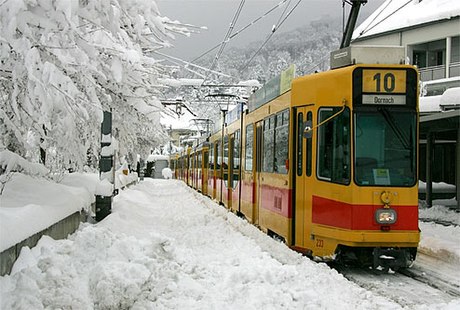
[146,154,169,162]
[353,0,460,40]
[419,87,460,113]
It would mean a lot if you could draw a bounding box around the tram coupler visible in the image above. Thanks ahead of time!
[372,247,410,271]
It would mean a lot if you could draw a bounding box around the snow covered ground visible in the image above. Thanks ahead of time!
[1,176,459,309]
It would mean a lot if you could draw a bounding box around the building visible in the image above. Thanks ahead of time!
[351,0,460,208]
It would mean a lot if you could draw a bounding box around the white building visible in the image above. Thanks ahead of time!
[352,0,460,94]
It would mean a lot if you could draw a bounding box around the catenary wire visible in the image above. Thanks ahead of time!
[203,0,246,84]
[191,0,290,63]
[241,0,303,69]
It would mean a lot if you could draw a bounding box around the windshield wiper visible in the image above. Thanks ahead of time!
[378,108,410,150]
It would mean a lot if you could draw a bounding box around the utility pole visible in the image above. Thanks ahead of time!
[95,110,113,221]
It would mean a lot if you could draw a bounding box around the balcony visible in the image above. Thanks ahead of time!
[419,62,460,81]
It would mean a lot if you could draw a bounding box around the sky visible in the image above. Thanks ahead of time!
[157,0,386,61]
[1,171,459,309]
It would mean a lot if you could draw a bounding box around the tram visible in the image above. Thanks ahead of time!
[178,48,420,270]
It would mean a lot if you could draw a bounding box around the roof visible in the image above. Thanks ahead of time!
[352,0,460,40]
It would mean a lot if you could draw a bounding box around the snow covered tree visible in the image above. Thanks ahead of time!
[0,0,191,173]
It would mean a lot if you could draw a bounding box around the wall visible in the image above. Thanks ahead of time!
[0,211,87,276]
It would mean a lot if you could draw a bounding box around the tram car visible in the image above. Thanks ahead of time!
[188,143,210,195]
[179,45,420,270]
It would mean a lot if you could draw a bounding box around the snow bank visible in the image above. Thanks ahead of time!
[0,179,403,309]
[0,173,96,252]
[419,222,460,263]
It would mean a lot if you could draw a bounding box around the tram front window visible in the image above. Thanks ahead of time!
[354,109,416,187]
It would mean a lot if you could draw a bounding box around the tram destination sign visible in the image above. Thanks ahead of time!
[362,94,406,105]
[361,69,407,105]
[353,67,417,108]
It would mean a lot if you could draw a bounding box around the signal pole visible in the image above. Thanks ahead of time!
[96,110,113,221]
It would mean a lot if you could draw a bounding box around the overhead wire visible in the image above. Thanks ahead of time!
[354,0,413,40]
[241,0,303,69]
[191,0,290,64]
[203,0,246,84]
[306,0,413,74]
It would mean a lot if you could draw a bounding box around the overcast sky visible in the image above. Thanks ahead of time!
[157,0,386,61]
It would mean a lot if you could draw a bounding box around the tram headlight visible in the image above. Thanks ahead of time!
[375,208,397,224]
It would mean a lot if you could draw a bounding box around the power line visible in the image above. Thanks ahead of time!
[306,0,413,74]
[191,0,290,64]
[242,0,303,69]
[355,0,413,39]
[203,0,246,84]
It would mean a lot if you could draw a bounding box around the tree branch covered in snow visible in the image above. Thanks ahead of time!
[0,0,193,173]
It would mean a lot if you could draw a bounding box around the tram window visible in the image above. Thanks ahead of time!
[262,116,275,173]
[306,112,313,176]
[216,140,222,169]
[204,151,209,172]
[245,124,254,171]
[223,136,229,169]
[232,130,240,188]
[223,136,229,187]
[354,110,416,186]
[198,153,202,170]
[297,112,303,176]
[275,109,289,174]
[317,107,350,184]
[209,143,214,170]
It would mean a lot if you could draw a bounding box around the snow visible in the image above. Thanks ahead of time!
[95,179,114,197]
[419,87,460,113]
[146,154,170,162]
[0,150,48,177]
[160,109,196,130]
[441,87,460,106]
[157,78,204,87]
[353,0,460,40]
[1,176,460,308]
[419,95,443,113]
[0,173,95,251]
[162,167,173,179]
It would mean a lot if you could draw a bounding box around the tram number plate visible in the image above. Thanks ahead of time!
[362,70,406,94]
[316,239,324,248]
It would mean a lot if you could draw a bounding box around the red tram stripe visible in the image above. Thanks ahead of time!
[312,196,419,230]
[259,184,292,218]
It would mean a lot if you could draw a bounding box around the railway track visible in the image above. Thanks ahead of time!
[419,217,459,227]
[335,252,460,307]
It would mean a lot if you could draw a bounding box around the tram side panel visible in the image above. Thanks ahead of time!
[247,92,293,243]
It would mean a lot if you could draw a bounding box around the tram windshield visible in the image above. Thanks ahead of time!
[354,109,416,187]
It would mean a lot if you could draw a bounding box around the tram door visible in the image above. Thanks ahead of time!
[294,106,314,249]
[254,121,263,226]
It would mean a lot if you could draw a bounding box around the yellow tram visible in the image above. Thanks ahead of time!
[180,46,420,269]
